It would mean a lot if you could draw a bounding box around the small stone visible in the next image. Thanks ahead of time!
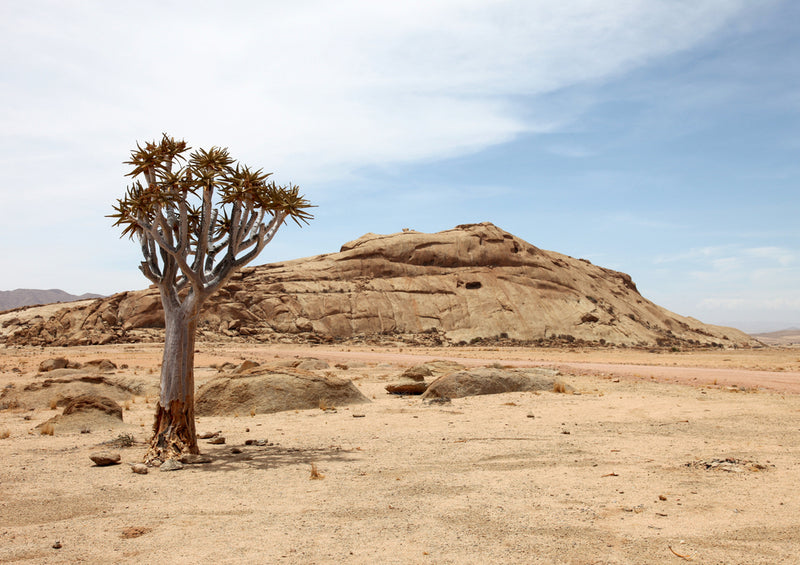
[159,459,184,471]
[197,431,218,439]
[179,453,212,464]
[90,451,121,466]
[231,447,242,454]
[131,463,149,475]
[352,413,366,418]
[527,413,535,419]
[207,436,226,445]
[52,541,62,549]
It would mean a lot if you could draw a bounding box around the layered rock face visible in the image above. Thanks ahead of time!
[0,223,756,348]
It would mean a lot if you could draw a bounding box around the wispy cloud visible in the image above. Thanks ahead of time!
[1,1,755,184]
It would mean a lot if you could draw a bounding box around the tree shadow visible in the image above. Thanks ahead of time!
[185,443,360,473]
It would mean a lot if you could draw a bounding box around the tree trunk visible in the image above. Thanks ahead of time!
[144,298,200,464]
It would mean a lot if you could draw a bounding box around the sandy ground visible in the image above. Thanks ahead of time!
[1,343,799,564]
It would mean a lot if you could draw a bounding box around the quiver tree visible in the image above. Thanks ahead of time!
[110,134,313,463]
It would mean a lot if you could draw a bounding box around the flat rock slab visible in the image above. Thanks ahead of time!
[421,367,563,399]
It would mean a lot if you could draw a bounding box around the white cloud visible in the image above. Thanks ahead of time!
[744,246,796,266]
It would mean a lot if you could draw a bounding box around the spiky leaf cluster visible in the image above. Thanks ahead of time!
[110,134,313,296]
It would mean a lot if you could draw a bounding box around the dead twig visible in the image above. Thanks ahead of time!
[658,420,689,426]
[668,545,693,561]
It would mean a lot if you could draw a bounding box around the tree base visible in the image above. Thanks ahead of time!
[144,400,200,464]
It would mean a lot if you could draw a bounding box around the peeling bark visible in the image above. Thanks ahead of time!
[144,298,200,464]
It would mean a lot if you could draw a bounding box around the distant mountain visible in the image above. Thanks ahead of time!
[0,289,103,311]
[751,328,800,346]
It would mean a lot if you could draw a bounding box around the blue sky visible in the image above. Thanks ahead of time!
[1,1,797,333]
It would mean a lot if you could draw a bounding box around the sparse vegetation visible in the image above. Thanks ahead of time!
[310,463,324,480]
[552,381,567,394]
[40,423,54,436]
[108,432,135,448]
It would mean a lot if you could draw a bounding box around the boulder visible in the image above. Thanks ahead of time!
[63,395,123,420]
[37,395,127,433]
[0,373,151,410]
[195,367,370,416]
[39,357,70,372]
[399,365,432,382]
[83,359,118,371]
[421,367,564,399]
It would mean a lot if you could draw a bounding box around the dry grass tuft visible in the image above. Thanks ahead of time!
[120,526,151,539]
[310,463,325,480]
[250,408,256,417]
[319,399,335,411]
[49,397,59,410]
[40,423,55,436]
[552,381,567,394]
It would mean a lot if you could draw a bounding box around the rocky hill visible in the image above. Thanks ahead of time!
[0,223,758,348]
[0,289,103,311]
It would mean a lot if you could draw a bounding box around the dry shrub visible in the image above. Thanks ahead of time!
[49,397,59,410]
[109,432,135,447]
[40,423,55,436]
[250,408,256,417]
[0,429,10,439]
[123,401,131,411]
[310,463,325,480]
[552,381,567,394]
[319,399,335,411]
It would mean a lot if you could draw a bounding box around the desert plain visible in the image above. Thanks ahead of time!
[1,342,799,564]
